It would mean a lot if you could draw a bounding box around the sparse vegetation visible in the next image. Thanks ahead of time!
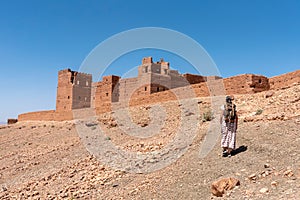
[202,109,214,122]
[255,109,263,115]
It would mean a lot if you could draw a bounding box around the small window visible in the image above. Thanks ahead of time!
[106,93,109,96]
[64,106,66,109]
[77,80,80,85]
[157,87,159,92]
[258,79,262,84]
[67,96,70,99]
[84,97,87,101]
[144,87,147,91]
[79,96,81,100]
[86,81,89,86]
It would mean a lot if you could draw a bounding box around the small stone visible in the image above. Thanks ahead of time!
[265,91,274,98]
[245,189,253,196]
[248,173,257,180]
[259,187,269,193]
[283,169,294,177]
[271,181,278,187]
[265,171,270,176]
[264,164,270,168]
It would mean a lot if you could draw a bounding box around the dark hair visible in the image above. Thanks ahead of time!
[226,96,232,103]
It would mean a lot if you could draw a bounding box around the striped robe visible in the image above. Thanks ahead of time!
[220,107,238,150]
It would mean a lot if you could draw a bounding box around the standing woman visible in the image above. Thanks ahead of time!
[220,96,238,157]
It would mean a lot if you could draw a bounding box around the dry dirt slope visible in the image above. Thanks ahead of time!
[0,84,299,199]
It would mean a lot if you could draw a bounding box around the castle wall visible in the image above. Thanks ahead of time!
[72,73,92,109]
[170,70,190,89]
[56,69,92,111]
[222,74,269,94]
[269,70,300,90]
[94,75,120,109]
[182,74,206,84]
[150,73,171,92]
[18,110,73,121]
[126,74,270,108]
[17,56,299,122]
[56,69,74,111]
[118,77,141,101]
[91,82,97,108]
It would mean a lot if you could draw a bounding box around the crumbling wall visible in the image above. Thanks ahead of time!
[222,74,269,94]
[182,73,206,84]
[269,70,300,90]
[7,119,18,124]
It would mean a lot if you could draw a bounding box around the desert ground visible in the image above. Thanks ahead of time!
[0,84,299,199]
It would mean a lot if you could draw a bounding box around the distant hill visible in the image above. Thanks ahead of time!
[0,121,6,125]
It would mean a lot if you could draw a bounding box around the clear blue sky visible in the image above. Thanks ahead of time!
[0,0,299,122]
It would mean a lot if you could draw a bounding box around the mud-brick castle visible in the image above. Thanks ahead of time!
[18,57,300,121]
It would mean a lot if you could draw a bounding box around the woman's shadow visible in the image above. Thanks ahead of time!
[231,145,248,156]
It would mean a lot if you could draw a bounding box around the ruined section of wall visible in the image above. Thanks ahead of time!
[269,70,300,90]
[222,74,269,95]
[182,74,206,84]
[72,72,92,109]
[7,119,18,124]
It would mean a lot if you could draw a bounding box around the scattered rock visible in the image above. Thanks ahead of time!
[85,122,98,127]
[271,181,278,187]
[248,173,257,180]
[259,187,269,194]
[265,91,274,98]
[211,177,240,197]
[283,169,294,177]
[264,163,270,168]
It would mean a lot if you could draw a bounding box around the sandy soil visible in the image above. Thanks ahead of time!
[0,84,299,199]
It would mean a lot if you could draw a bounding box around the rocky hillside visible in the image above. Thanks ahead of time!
[0,84,299,199]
